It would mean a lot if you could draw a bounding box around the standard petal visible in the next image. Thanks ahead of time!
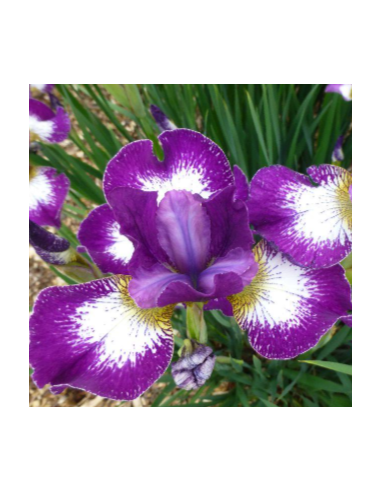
[29,220,75,265]
[103,129,234,203]
[228,241,352,359]
[157,190,211,276]
[78,204,134,275]
[29,98,71,143]
[29,276,174,400]
[29,166,69,228]
[204,186,254,259]
[249,165,352,268]
[233,165,249,201]
[107,186,168,268]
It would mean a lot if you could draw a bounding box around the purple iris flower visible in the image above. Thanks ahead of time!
[30,130,352,401]
[325,84,352,101]
[29,97,70,144]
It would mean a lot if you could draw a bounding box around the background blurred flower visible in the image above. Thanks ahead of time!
[29,98,70,143]
[325,84,352,101]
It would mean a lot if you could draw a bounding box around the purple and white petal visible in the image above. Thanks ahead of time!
[29,276,174,401]
[157,190,211,276]
[78,204,134,275]
[228,241,352,359]
[30,84,54,93]
[29,166,70,228]
[150,105,177,132]
[233,165,249,202]
[104,129,234,203]
[325,84,352,101]
[249,165,352,268]
[29,98,71,143]
[29,220,75,265]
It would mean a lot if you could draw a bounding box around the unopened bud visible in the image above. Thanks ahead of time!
[150,105,177,132]
[171,340,215,390]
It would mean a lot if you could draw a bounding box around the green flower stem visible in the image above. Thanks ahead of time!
[186,302,208,344]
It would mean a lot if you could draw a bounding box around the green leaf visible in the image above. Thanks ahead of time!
[299,360,352,376]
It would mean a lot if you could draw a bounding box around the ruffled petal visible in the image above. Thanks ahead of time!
[228,241,352,359]
[78,204,134,275]
[103,129,234,203]
[29,98,70,143]
[29,276,174,400]
[249,165,352,268]
[29,166,69,228]
[204,186,254,259]
[157,190,211,276]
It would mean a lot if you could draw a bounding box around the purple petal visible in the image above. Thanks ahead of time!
[325,84,352,101]
[29,98,71,143]
[157,190,211,276]
[204,297,234,317]
[198,248,258,293]
[78,204,134,275]
[29,166,69,228]
[29,276,174,401]
[150,105,177,132]
[233,165,249,201]
[103,129,234,203]
[204,186,254,258]
[249,165,352,268]
[107,187,168,268]
[229,240,352,359]
[29,220,75,265]
[129,263,193,309]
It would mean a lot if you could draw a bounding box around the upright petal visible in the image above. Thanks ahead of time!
[78,204,134,275]
[29,276,174,401]
[29,98,71,143]
[104,129,234,203]
[249,165,352,268]
[204,186,254,259]
[29,166,69,228]
[228,241,352,359]
[157,190,211,276]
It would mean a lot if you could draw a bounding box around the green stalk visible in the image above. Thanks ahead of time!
[186,302,208,343]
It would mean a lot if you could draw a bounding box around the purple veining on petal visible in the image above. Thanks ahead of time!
[103,129,234,203]
[229,240,352,359]
[150,105,177,132]
[29,98,71,143]
[348,184,352,201]
[78,204,134,275]
[156,190,211,279]
[249,165,352,268]
[29,166,70,228]
[29,276,174,401]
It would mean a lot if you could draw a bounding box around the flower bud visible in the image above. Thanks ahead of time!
[171,339,215,390]
[150,105,177,132]
[332,136,344,163]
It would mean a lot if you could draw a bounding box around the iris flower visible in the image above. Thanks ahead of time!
[30,130,351,400]
[325,84,352,101]
[29,97,70,144]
